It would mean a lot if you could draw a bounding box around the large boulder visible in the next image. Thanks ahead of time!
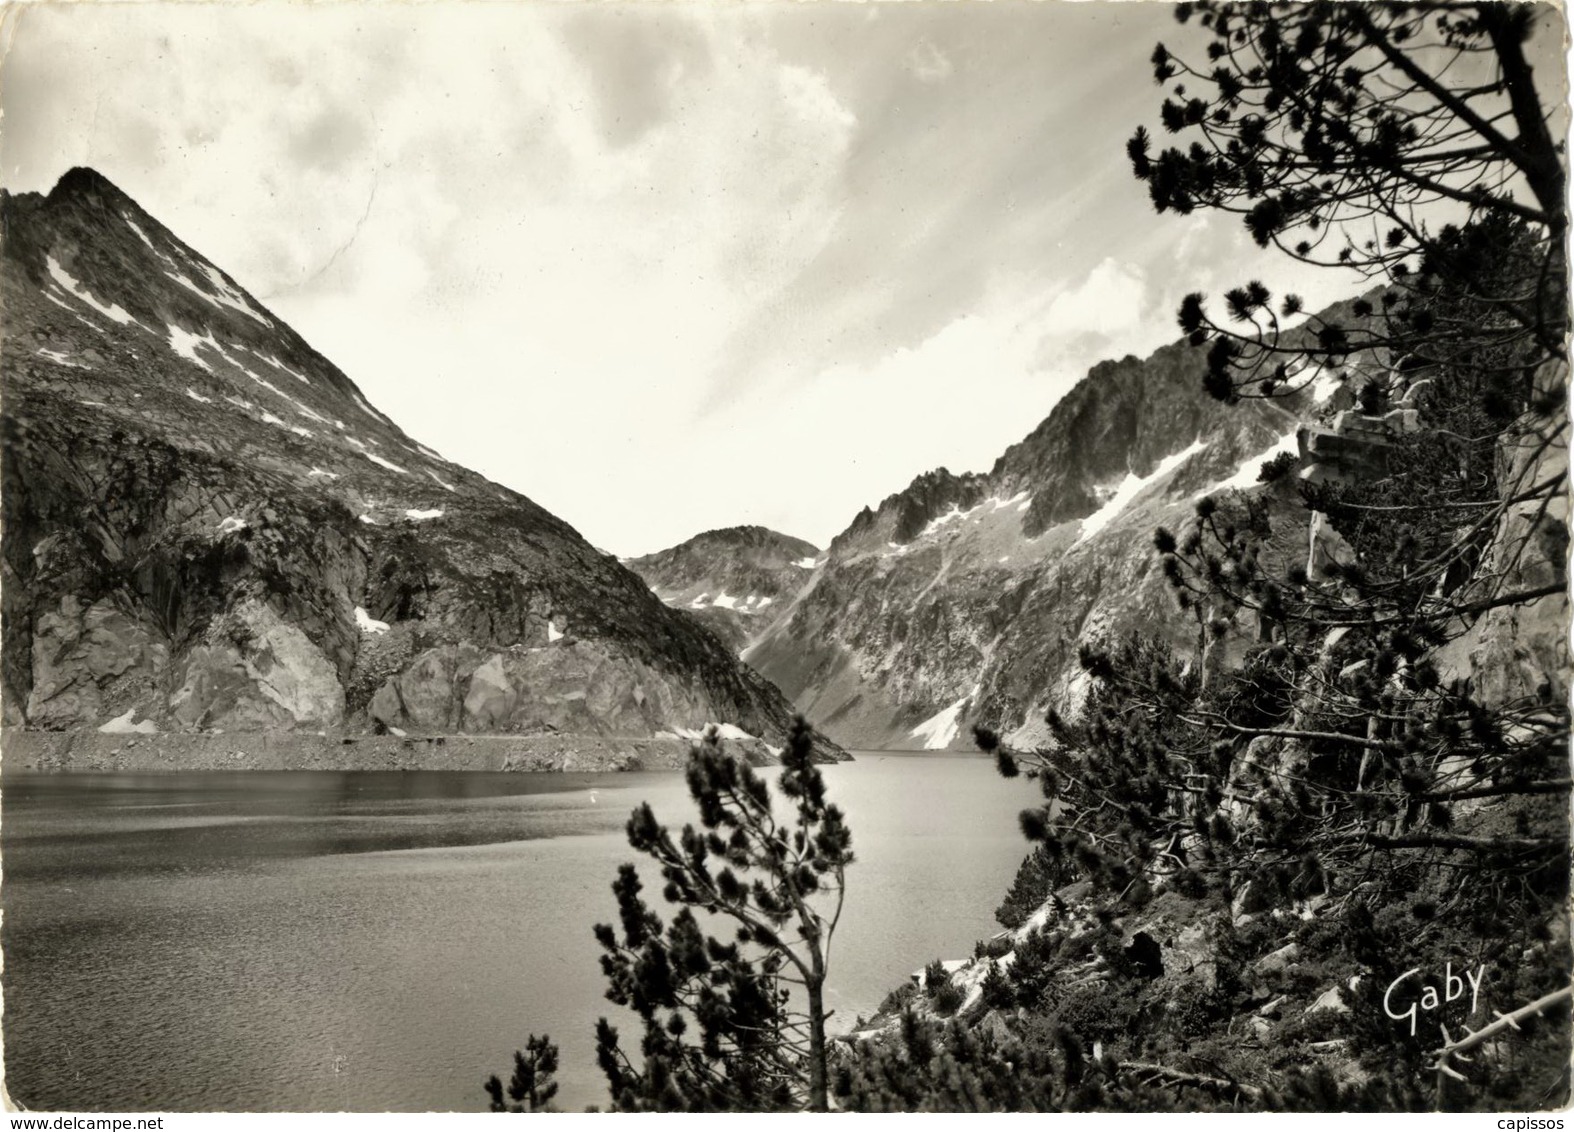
[463,654,518,729]
[168,600,344,730]
[369,644,484,732]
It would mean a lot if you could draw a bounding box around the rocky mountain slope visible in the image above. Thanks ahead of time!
[625,526,821,654]
[0,168,843,762]
[742,314,1367,751]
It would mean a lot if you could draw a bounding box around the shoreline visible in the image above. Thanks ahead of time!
[0,728,789,774]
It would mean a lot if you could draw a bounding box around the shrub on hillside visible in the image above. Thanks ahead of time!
[932,982,965,1016]
[1257,450,1298,483]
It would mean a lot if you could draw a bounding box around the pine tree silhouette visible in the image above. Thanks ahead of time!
[487,718,851,1112]
[594,717,851,1111]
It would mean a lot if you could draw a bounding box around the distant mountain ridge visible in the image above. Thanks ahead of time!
[1,168,844,762]
[624,526,820,654]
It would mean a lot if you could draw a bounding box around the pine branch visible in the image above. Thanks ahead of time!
[1181,716,1387,750]
[1118,1060,1262,1102]
[1344,7,1540,204]
[1419,779,1571,803]
[1430,983,1574,1084]
[1367,832,1568,853]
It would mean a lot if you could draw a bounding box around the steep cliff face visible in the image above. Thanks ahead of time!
[625,526,821,654]
[745,316,1367,751]
[1433,358,1571,708]
[1,168,843,760]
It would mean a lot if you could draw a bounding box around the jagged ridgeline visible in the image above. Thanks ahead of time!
[0,168,845,767]
[724,295,1375,752]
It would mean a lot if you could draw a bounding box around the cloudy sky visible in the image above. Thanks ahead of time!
[4,1,1366,556]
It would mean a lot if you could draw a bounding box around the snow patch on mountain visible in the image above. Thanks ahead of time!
[36,348,87,369]
[220,348,288,400]
[1077,439,1207,544]
[1199,432,1301,497]
[251,349,310,384]
[169,269,234,318]
[124,216,159,252]
[917,495,1029,542]
[98,709,159,735]
[427,469,458,493]
[351,392,383,422]
[365,452,406,474]
[909,697,968,750]
[346,436,408,474]
[217,516,247,534]
[355,607,390,634]
[254,410,310,440]
[166,261,271,327]
[184,387,212,404]
[167,324,218,371]
[921,504,974,538]
[795,557,818,568]
[405,508,443,521]
[46,256,139,327]
[1310,365,1344,404]
[179,340,326,431]
[666,723,759,742]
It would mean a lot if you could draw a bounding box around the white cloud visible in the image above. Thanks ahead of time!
[4,3,1371,557]
[777,63,857,133]
[906,40,953,84]
[1041,257,1151,342]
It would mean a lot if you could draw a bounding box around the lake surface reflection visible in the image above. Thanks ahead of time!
[1,754,1034,1111]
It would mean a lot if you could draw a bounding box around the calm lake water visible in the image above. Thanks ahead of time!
[1,753,1036,1112]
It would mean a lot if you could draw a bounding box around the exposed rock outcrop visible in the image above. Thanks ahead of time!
[26,596,167,728]
[1435,361,1570,709]
[167,599,344,731]
[740,308,1375,749]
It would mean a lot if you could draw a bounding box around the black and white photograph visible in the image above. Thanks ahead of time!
[0,0,1569,1116]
